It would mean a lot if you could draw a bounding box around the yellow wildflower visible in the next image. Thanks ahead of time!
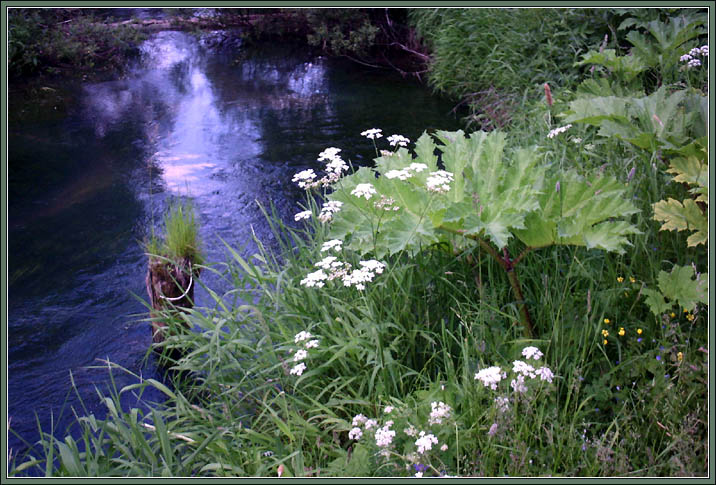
[603,339,608,345]
[629,276,636,283]
[677,351,683,361]
[670,312,676,318]
[686,313,695,322]
[602,329,609,337]
[618,327,625,336]
[637,328,643,335]
[604,318,611,325]
[617,276,624,283]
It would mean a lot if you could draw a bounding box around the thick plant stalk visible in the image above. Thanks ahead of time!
[504,263,534,338]
[447,227,535,337]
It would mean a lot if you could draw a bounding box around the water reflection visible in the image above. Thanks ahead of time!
[8,28,463,466]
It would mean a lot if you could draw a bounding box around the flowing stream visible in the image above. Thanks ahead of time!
[7,28,463,461]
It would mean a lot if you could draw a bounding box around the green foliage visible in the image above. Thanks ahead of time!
[303,9,379,57]
[145,200,204,265]
[642,265,708,314]
[327,130,640,257]
[561,86,705,151]
[409,8,608,127]
[8,8,146,79]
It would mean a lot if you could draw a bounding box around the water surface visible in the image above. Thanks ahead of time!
[7,29,463,463]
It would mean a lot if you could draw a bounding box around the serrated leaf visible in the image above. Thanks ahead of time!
[667,156,708,190]
[657,265,708,311]
[380,211,438,256]
[652,198,707,245]
[515,171,640,253]
[562,96,631,126]
[642,288,672,315]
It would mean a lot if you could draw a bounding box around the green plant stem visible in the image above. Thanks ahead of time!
[441,226,534,337]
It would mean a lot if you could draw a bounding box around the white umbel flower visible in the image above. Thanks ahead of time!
[351,183,377,200]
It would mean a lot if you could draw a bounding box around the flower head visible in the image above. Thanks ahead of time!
[351,183,377,200]
[415,432,439,454]
[535,366,555,383]
[426,170,454,194]
[295,331,314,343]
[521,346,543,360]
[475,366,507,390]
[318,200,343,223]
[494,396,510,413]
[352,414,367,426]
[321,239,343,252]
[387,134,410,147]
[428,401,452,425]
[375,423,396,447]
[361,128,383,139]
[290,362,307,376]
[618,327,625,337]
[300,269,327,288]
[292,169,318,189]
[318,147,342,161]
[294,210,312,221]
[348,427,363,440]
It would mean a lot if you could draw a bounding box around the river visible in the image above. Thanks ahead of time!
[7,27,463,464]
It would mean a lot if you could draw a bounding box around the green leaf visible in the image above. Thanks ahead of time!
[667,156,708,190]
[652,198,707,246]
[517,171,641,253]
[642,288,672,316]
[656,265,708,311]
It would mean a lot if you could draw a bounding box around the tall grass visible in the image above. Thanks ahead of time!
[408,8,610,127]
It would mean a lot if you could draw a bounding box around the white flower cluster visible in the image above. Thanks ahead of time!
[387,134,410,147]
[415,431,439,454]
[361,128,383,140]
[301,241,386,291]
[318,200,343,223]
[300,269,328,288]
[319,147,349,184]
[547,124,573,139]
[474,366,507,390]
[475,347,555,396]
[321,239,343,252]
[426,170,454,194]
[681,45,708,68]
[289,330,319,376]
[521,346,543,360]
[294,209,312,221]
[292,169,317,189]
[351,183,377,200]
[428,401,452,425]
[384,162,428,181]
[342,260,385,290]
[292,146,350,191]
[375,421,396,448]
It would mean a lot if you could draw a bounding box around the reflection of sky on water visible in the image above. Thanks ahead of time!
[9,28,464,465]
